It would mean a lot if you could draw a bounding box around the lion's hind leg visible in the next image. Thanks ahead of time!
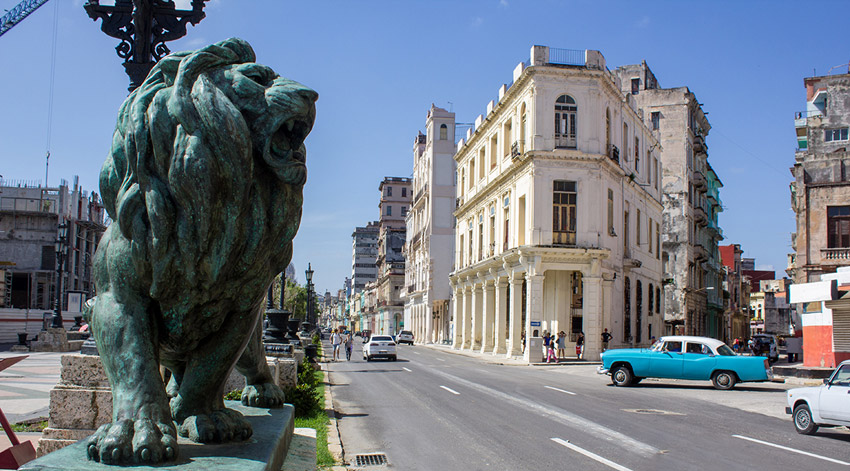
[85,291,177,464]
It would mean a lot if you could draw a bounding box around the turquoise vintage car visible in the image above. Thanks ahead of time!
[597,335,773,390]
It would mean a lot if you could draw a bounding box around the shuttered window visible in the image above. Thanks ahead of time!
[833,309,850,352]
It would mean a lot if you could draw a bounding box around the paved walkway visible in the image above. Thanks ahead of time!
[0,352,62,424]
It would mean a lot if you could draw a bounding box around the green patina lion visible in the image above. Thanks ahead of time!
[86,38,317,465]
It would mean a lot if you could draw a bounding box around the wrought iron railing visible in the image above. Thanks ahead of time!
[548,48,585,66]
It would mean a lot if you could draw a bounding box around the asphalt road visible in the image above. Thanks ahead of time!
[327,340,850,471]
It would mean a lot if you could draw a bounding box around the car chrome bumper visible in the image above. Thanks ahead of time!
[596,366,609,375]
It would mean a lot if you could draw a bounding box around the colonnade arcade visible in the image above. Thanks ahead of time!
[450,248,609,362]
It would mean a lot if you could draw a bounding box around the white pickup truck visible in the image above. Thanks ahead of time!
[786,359,850,434]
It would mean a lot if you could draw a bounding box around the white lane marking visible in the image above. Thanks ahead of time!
[552,438,632,471]
[411,352,421,355]
[427,369,658,456]
[402,367,411,372]
[436,358,446,362]
[732,435,850,466]
[545,385,576,396]
[440,385,460,395]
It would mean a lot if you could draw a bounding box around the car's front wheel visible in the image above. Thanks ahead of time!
[611,365,633,387]
[711,371,737,390]
[793,404,819,435]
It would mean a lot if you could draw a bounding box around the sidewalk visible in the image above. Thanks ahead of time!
[418,342,601,366]
[0,352,62,424]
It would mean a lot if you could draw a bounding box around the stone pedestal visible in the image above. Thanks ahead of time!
[224,357,298,394]
[30,328,81,353]
[36,354,111,457]
[22,403,295,471]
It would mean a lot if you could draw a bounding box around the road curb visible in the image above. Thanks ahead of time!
[322,356,346,469]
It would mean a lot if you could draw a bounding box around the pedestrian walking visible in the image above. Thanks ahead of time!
[343,330,353,361]
[543,331,552,362]
[331,328,342,361]
[557,331,566,360]
[576,332,585,359]
[601,328,612,352]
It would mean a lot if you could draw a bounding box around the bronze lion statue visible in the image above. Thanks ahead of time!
[86,38,317,464]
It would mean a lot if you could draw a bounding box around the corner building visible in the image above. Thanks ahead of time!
[450,46,664,362]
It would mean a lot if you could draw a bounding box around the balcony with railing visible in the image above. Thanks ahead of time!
[547,48,586,67]
[821,247,850,263]
[608,144,619,164]
[414,184,428,203]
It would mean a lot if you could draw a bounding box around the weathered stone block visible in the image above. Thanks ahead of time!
[46,387,112,430]
[59,354,109,389]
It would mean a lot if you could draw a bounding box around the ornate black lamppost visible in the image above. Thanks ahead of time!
[305,264,314,329]
[84,0,208,92]
[51,222,68,329]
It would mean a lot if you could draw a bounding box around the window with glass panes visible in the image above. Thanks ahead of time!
[825,128,849,142]
[553,181,577,245]
[828,206,850,248]
[554,95,577,148]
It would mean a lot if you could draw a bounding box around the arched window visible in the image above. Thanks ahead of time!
[636,280,643,344]
[440,124,448,140]
[648,283,654,316]
[554,95,577,148]
[624,277,631,343]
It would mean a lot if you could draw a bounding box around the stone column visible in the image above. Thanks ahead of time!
[452,286,462,349]
[470,282,483,350]
[582,274,604,361]
[481,279,495,354]
[524,273,544,362]
[493,277,507,355]
[425,298,433,344]
[462,285,473,349]
[507,275,524,357]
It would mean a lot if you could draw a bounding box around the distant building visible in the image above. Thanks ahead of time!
[375,177,411,335]
[450,46,663,362]
[615,61,724,339]
[743,268,775,293]
[0,177,106,337]
[789,68,850,283]
[351,222,379,293]
[719,243,751,341]
[403,105,457,344]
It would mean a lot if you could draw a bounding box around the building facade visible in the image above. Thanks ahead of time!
[375,177,411,335]
[403,105,457,344]
[0,178,106,314]
[719,243,752,342]
[450,46,663,362]
[614,62,724,339]
[789,69,850,283]
[351,222,379,293]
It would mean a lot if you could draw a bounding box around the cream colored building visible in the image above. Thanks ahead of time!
[450,46,663,362]
[402,106,457,344]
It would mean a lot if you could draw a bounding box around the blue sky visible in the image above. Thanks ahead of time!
[0,0,845,293]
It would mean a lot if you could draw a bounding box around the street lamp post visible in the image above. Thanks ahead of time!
[305,263,314,329]
[51,222,68,329]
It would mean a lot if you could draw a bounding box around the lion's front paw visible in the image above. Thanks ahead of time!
[177,408,252,443]
[241,382,285,408]
[86,418,178,464]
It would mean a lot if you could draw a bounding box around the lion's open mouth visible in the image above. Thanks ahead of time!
[270,116,312,163]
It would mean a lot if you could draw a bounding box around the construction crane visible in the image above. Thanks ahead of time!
[0,0,51,38]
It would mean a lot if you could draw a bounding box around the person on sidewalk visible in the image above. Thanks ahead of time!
[331,328,342,361]
[344,331,353,361]
[542,331,552,362]
[557,331,566,360]
[601,328,612,352]
[576,332,585,359]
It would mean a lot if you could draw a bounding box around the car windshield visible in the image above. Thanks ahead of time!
[371,336,394,342]
[716,344,735,356]
[830,364,850,385]
[401,331,412,336]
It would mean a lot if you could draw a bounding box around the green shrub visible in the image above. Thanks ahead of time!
[224,389,243,401]
[284,383,321,418]
[311,332,321,345]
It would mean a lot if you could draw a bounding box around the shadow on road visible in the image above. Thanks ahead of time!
[607,383,789,393]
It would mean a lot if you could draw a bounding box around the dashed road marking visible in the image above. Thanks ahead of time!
[732,435,850,466]
[552,438,632,471]
[402,367,411,372]
[545,385,576,396]
[436,358,446,362]
[439,385,460,395]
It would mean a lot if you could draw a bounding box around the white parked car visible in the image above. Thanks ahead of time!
[363,335,397,361]
[786,359,850,434]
